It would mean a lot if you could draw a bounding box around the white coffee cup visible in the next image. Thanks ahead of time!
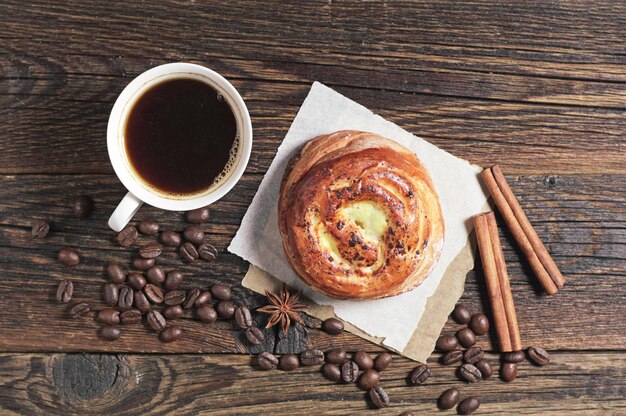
[107,63,252,231]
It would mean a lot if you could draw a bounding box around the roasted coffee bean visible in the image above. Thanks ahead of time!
[300,349,324,366]
[341,361,359,383]
[145,266,165,285]
[438,387,460,410]
[279,354,299,371]
[183,288,200,309]
[127,272,147,290]
[144,284,164,304]
[503,350,525,363]
[217,301,236,319]
[464,346,484,364]
[180,242,198,261]
[68,302,90,318]
[354,351,374,370]
[258,351,279,370]
[134,290,151,313]
[321,317,344,335]
[160,230,182,247]
[196,304,218,323]
[527,346,550,366]
[457,397,480,415]
[245,327,265,345]
[56,280,73,303]
[211,283,232,301]
[374,352,393,371]
[234,306,253,329]
[118,286,134,310]
[185,207,210,224]
[139,243,162,259]
[120,309,142,324]
[409,364,431,385]
[456,328,477,348]
[475,359,493,379]
[107,263,126,284]
[501,362,518,382]
[194,291,212,307]
[436,334,458,352]
[138,219,159,236]
[164,305,184,320]
[164,290,186,306]
[147,309,167,331]
[103,283,119,306]
[133,257,155,271]
[160,326,182,342]
[469,313,490,335]
[183,226,204,244]
[452,303,471,324]
[97,308,120,325]
[369,385,389,409]
[100,325,121,341]
[459,363,482,383]
[198,243,218,261]
[58,247,80,266]
[322,363,342,382]
[325,349,347,364]
[358,369,380,390]
[73,195,94,219]
[165,270,184,290]
[442,350,464,365]
[116,226,138,247]
[32,219,50,238]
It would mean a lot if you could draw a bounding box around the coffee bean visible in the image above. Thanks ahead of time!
[341,361,359,383]
[442,350,464,365]
[97,308,120,325]
[354,351,374,370]
[73,195,94,219]
[322,363,341,382]
[279,354,299,371]
[127,272,147,290]
[321,317,344,335]
[409,364,431,385]
[369,385,389,409]
[196,304,218,323]
[134,291,151,313]
[107,263,126,284]
[258,351,279,370]
[469,313,490,335]
[198,243,218,261]
[183,288,201,309]
[527,346,550,366]
[132,257,155,271]
[503,350,525,363]
[180,242,198,261]
[234,306,253,329]
[459,363,482,383]
[185,207,210,224]
[211,283,232,301]
[100,325,121,341]
[146,266,165,285]
[120,309,142,324]
[464,346,484,364]
[116,226,138,247]
[103,283,119,306]
[56,280,73,303]
[160,326,182,342]
[164,290,186,306]
[438,387,460,410]
[147,309,167,331]
[457,397,480,415]
[160,230,182,247]
[475,359,493,379]
[300,349,324,366]
[452,304,471,324]
[436,334,458,352]
[183,226,204,244]
[164,305,184,320]
[144,284,164,304]
[32,219,50,238]
[68,302,90,318]
[501,362,518,382]
[165,270,184,290]
[118,286,134,311]
[194,291,212,307]
[374,352,393,371]
[138,219,159,236]
[456,328,477,348]
[139,243,162,259]
[217,301,236,319]
[58,247,80,266]
[245,327,265,345]
[358,369,380,390]
[325,348,347,364]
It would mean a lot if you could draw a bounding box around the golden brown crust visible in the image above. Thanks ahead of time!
[278,130,445,300]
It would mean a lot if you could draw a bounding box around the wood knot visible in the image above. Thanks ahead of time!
[543,176,558,186]
[52,354,125,402]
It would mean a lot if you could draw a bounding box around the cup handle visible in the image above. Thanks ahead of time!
[108,192,143,232]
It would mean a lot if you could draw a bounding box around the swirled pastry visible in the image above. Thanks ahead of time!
[278,130,444,300]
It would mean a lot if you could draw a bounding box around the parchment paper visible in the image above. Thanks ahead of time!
[229,82,489,362]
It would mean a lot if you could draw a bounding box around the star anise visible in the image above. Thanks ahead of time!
[257,284,308,335]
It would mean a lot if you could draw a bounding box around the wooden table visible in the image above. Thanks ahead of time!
[1,1,624,414]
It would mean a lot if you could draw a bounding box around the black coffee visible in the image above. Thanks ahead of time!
[125,78,238,195]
